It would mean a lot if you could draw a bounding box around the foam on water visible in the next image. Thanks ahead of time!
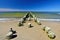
[0,18,60,22]
[0,18,14,22]
[38,18,60,21]
[0,18,10,20]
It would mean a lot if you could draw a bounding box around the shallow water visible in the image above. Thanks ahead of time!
[34,13,60,19]
[38,18,60,21]
[0,18,60,22]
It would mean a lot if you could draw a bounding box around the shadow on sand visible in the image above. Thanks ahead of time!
[9,34,17,39]
[29,26,34,28]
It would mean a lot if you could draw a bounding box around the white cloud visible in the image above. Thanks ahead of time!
[0,8,60,12]
[0,8,30,12]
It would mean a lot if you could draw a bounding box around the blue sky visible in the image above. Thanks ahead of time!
[0,0,60,11]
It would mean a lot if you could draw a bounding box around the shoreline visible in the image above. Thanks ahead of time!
[39,18,60,21]
[0,18,60,22]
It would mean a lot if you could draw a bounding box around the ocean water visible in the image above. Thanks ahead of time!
[0,12,60,19]
[0,12,60,21]
[33,12,60,21]
[33,12,60,19]
[38,18,60,21]
[0,18,60,22]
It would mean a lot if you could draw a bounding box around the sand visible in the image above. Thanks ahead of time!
[0,19,60,40]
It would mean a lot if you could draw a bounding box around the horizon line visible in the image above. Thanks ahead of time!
[0,8,60,12]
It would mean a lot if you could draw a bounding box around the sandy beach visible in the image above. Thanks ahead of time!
[0,19,60,40]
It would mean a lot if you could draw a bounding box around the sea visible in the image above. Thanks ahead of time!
[0,12,60,22]
[33,12,60,21]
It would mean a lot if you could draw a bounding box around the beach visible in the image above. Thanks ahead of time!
[0,18,60,40]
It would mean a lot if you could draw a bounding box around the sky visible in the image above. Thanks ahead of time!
[0,0,60,11]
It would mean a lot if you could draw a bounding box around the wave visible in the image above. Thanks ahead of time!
[0,18,60,22]
[57,13,60,15]
[0,18,16,22]
[38,18,60,21]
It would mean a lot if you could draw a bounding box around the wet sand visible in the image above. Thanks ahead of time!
[0,19,60,40]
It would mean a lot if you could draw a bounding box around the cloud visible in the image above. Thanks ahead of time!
[0,8,30,12]
[0,8,60,12]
